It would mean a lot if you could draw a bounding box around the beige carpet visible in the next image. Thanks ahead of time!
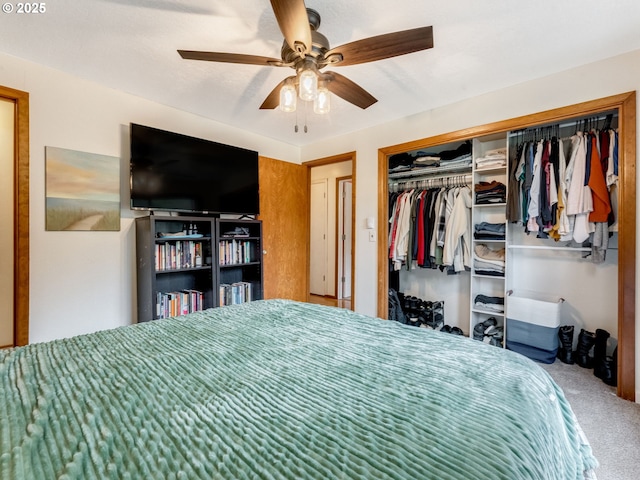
[541,361,640,480]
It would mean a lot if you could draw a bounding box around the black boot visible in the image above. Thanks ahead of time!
[557,325,575,364]
[601,347,618,387]
[593,328,610,379]
[575,329,596,368]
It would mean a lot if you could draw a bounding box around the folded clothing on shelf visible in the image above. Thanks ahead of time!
[475,149,507,169]
[473,243,505,276]
[474,222,506,240]
[474,294,505,313]
[474,181,506,204]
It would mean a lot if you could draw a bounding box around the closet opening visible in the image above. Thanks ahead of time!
[377,92,636,401]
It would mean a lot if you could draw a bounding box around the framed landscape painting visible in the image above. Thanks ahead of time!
[45,146,120,231]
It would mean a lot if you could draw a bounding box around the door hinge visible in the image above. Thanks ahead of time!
[342,234,346,241]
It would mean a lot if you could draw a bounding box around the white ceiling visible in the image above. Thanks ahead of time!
[1,0,640,147]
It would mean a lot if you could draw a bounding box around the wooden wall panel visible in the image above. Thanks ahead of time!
[258,157,308,301]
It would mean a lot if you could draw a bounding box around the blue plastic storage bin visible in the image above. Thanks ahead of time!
[506,290,564,364]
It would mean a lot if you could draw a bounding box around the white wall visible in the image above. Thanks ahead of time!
[301,48,640,399]
[0,52,299,344]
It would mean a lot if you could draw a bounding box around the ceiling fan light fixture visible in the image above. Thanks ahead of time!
[298,67,318,101]
[314,85,330,114]
[279,82,297,112]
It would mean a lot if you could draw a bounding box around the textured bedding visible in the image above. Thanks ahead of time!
[1,299,597,479]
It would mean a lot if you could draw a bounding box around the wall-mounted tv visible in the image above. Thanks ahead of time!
[130,123,259,215]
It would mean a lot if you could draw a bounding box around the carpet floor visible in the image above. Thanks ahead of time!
[541,361,640,480]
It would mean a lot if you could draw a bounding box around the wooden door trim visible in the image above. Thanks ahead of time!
[303,152,356,309]
[377,92,636,401]
[0,86,29,346]
[0,85,29,347]
[335,175,352,300]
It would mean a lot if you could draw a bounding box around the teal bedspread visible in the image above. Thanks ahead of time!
[1,300,597,479]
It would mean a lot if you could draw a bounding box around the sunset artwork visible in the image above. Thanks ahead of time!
[45,147,120,231]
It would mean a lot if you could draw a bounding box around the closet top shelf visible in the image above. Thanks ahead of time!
[388,163,471,180]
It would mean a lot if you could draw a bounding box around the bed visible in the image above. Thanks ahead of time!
[1,299,597,479]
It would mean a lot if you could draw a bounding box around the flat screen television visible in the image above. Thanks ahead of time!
[129,123,259,215]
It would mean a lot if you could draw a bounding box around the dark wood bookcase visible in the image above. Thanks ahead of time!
[216,219,264,307]
[135,215,263,322]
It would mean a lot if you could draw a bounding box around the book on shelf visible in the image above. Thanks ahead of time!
[155,240,205,271]
[155,289,205,319]
[218,281,252,307]
[219,239,253,265]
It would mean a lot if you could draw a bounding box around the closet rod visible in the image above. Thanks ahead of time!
[508,112,618,136]
[389,173,473,192]
[508,244,618,252]
[507,245,590,252]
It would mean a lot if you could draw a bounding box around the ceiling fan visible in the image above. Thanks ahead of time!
[178,0,433,112]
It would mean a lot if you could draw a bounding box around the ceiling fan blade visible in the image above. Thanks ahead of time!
[269,0,312,55]
[324,26,433,67]
[260,76,296,109]
[178,50,285,66]
[323,72,377,109]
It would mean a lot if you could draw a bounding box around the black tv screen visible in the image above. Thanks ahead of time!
[129,123,259,215]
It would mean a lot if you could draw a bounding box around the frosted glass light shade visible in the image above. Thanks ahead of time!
[313,87,330,114]
[298,69,317,101]
[279,83,297,112]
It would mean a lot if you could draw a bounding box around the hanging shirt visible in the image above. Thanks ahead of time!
[527,140,544,232]
[587,133,612,223]
[550,139,571,241]
[565,133,592,243]
[442,186,472,272]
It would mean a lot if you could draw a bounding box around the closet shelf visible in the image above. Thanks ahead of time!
[474,203,507,208]
[474,166,507,174]
[472,273,505,280]
[507,245,590,252]
[471,308,505,316]
[388,163,472,180]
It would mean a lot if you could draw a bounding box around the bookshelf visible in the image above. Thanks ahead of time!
[135,215,263,322]
[216,219,264,307]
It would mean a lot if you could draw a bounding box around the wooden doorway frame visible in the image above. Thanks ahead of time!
[0,85,29,347]
[336,175,353,300]
[377,92,636,401]
[304,152,356,309]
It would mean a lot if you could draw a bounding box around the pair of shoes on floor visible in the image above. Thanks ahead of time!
[473,317,503,347]
[440,324,463,335]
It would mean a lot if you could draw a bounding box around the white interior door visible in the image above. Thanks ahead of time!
[339,179,353,299]
[310,180,328,295]
[0,97,14,347]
